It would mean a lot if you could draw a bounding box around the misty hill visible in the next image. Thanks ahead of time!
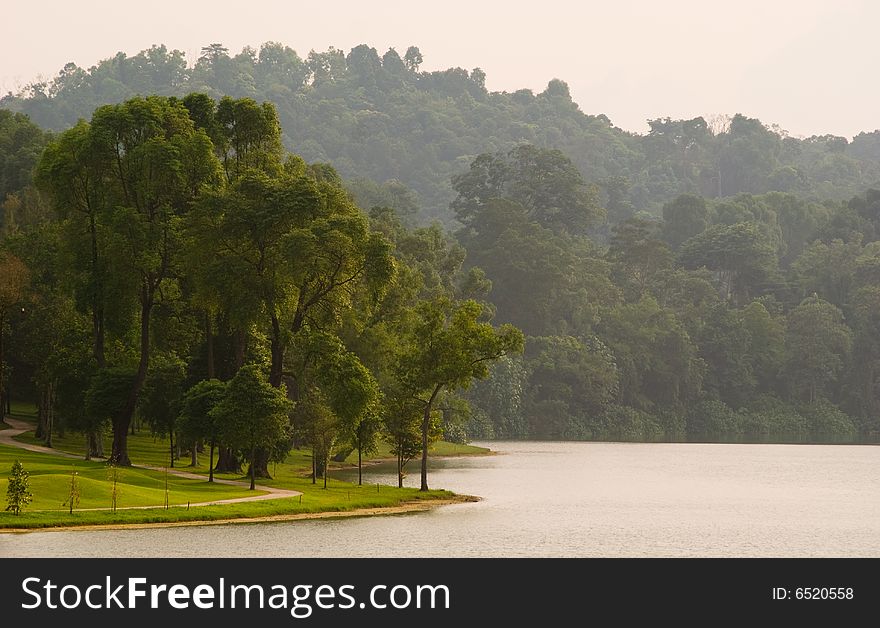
[3,42,880,223]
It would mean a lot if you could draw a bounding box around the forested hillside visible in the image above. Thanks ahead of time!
[3,42,880,222]
[2,44,880,450]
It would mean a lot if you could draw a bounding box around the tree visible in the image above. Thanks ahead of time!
[599,296,703,412]
[452,145,604,236]
[139,359,186,467]
[288,328,380,487]
[0,251,29,417]
[382,391,428,488]
[607,218,673,300]
[396,298,523,490]
[523,336,618,439]
[178,379,227,482]
[211,365,292,490]
[403,47,423,72]
[5,460,32,515]
[784,295,852,404]
[37,96,220,466]
[350,410,381,486]
[661,194,709,249]
[678,222,776,305]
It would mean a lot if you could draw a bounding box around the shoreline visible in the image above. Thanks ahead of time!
[0,495,479,534]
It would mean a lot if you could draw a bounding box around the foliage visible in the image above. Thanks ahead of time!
[5,459,33,514]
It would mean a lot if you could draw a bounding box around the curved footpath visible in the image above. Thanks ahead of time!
[0,418,301,510]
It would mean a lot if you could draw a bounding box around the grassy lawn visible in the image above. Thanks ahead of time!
[0,445,259,512]
[1,406,472,530]
[0,442,455,529]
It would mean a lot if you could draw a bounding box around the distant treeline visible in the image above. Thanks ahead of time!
[1,44,880,446]
[2,42,879,223]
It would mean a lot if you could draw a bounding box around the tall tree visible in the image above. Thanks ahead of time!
[87,96,218,464]
[212,364,291,490]
[784,295,852,404]
[0,251,29,417]
[396,297,523,490]
[178,379,227,482]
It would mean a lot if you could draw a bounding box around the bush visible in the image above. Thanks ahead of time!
[5,460,33,515]
[591,405,664,441]
[739,394,808,440]
[800,399,858,441]
[686,398,743,438]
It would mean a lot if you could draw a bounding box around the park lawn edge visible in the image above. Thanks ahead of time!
[2,419,482,531]
[0,491,476,532]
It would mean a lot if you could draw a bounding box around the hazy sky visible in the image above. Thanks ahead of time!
[2,0,877,138]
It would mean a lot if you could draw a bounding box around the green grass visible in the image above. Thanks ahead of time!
[0,442,455,529]
[1,412,472,529]
[0,445,259,512]
[0,486,454,529]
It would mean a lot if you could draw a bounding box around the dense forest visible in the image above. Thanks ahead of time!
[3,43,880,223]
[1,43,879,469]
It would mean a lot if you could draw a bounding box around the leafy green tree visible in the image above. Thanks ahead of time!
[403,47,423,72]
[178,379,227,482]
[139,358,186,467]
[791,238,861,310]
[0,251,29,417]
[465,355,528,439]
[696,303,755,407]
[212,364,292,490]
[396,297,523,490]
[661,194,709,249]
[607,218,673,300]
[599,296,703,412]
[523,335,618,439]
[739,299,784,392]
[5,460,33,515]
[678,222,776,305]
[38,96,220,465]
[0,110,48,232]
[453,145,604,235]
[461,199,617,335]
[784,295,852,404]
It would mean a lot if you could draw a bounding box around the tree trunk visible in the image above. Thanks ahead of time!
[205,311,215,380]
[323,452,328,489]
[110,292,152,466]
[420,385,442,492]
[358,445,362,486]
[190,440,198,467]
[87,431,104,459]
[84,435,92,461]
[215,446,239,472]
[311,446,316,484]
[44,381,54,448]
[398,445,403,489]
[249,445,256,491]
[208,440,215,483]
[169,430,175,468]
[248,447,271,479]
[233,328,246,370]
[89,213,106,370]
[35,387,46,440]
[269,311,284,388]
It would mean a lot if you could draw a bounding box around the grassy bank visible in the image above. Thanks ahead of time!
[1,412,478,530]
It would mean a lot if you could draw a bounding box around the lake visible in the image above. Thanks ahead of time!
[2,441,878,557]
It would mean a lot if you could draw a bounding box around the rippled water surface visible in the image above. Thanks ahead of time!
[2,441,878,557]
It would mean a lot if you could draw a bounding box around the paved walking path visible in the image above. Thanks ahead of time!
[0,418,301,510]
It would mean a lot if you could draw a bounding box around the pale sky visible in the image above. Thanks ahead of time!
[2,0,878,138]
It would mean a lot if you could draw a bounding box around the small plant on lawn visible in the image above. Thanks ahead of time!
[107,463,120,513]
[6,460,33,515]
[63,468,81,515]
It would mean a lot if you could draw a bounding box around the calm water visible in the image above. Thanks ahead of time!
[2,441,878,557]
